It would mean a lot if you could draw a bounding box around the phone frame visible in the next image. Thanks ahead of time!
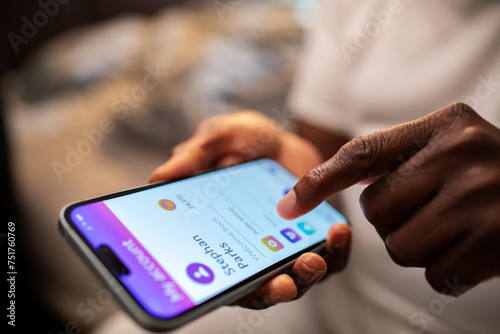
[58,160,338,331]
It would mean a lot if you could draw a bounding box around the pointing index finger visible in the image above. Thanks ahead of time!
[276,103,473,220]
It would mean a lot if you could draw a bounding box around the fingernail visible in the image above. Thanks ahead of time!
[263,291,287,305]
[262,291,290,308]
[149,163,169,182]
[277,189,297,219]
[149,168,163,183]
[298,262,325,285]
[331,227,349,249]
[149,155,184,183]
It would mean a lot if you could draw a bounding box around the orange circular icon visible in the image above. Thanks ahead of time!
[159,199,176,211]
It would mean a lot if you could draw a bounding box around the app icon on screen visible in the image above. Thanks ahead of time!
[267,165,277,174]
[261,236,284,252]
[159,199,176,211]
[186,263,214,284]
[281,228,301,243]
[297,222,316,235]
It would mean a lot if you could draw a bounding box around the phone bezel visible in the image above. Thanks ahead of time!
[58,159,338,331]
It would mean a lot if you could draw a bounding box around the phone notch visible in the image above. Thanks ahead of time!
[97,245,130,277]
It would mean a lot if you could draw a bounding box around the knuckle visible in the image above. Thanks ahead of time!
[338,134,383,172]
[345,136,373,163]
[435,102,477,128]
[445,125,497,156]
[194,118,217,134]
[307,165,326,182]
[449,102,475,118]
[447,102,474,116]
[198,136,215,151]
[197,129,232,153]
[295,163,332,200]
[398,148,429,171]
[171,143,187,155]
[194,120,209,134]
[455,165,500,200]
[301,165,327,191]
[239,110,266,120]
[179,145,204,162]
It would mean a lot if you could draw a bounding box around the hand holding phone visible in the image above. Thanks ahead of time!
[233,222,351,309]
[60,159,350,331]
[150,111,352,309]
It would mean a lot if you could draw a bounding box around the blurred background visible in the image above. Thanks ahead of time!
[0,0,313,332]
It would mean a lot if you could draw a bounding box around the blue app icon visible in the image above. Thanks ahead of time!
[297,222,316,235]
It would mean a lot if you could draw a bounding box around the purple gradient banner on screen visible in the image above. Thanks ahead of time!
[71,202,195,318]
[65,159,348,322]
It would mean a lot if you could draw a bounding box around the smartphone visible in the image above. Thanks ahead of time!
[59,158,347,331]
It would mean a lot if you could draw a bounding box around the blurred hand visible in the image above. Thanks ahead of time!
[150,111,324,181]
[150,111,352,309]
[278,102,500,295]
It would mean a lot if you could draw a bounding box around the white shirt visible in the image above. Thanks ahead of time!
[289,0,500,333]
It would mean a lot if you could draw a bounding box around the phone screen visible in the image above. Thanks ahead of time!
[66,159,346,319]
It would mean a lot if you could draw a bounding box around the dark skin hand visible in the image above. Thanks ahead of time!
[278,102,500,295]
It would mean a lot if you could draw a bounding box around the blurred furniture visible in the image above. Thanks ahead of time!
[0,0,194,68]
